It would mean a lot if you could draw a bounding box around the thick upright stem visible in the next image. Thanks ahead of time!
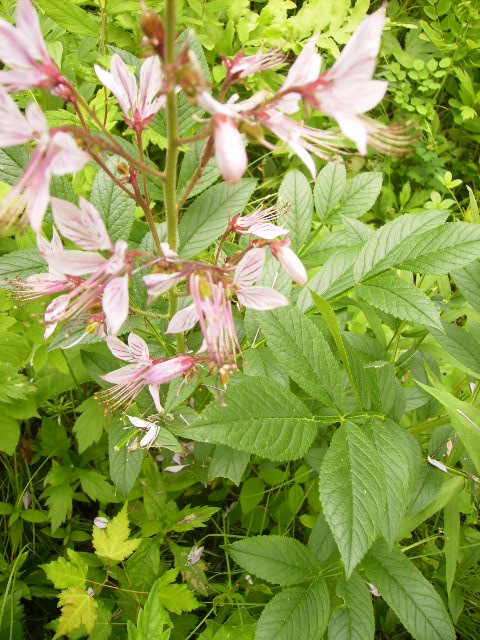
[164,0,184,351]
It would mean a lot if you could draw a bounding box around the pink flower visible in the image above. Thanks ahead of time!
[0,0,67,94]
[270,238,308,286]
[143,271,186,301]
[94,54,165,131]
[0,99,88,232]
[100,333,195,413]
[301,8,388,154]
[231,203,289,240]
[223,50,285,82]
[50,197,113,251]
[212,115,248,185]
[125,415,161,450]
[233,248,289,311]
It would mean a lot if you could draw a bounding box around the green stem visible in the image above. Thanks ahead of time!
[164,0,184,353]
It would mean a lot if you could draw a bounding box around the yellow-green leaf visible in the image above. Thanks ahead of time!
[53,587,98,639]
[92,503,140,563]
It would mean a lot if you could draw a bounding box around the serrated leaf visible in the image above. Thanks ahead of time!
[278,170,313,252]
[327,571,374,640]
[179,179,256,258]
[308,512,337,565]
[208,444,249,485]
[319,421,386,576]
[76,468,116,503]
[36,0,99,36]
[42,549,87,590]
[53,588,98,639]
[93,503,141,563]
[0,146,28,185]
[357,276,442,329]
[429,323,480,375]
[184,377,319,462]
[354,210,449,282]
[362,539,455,640]
[244,347,289,388]
[313,162,346,222]
[365,419,420,546]
[336,172,382,219]
[133,581,171,640]
[109,418,143,498]
[91,167,135,242]
[0,248,46,283]
[227,535,320,586]
[452,261,480,312]
[255,581,330,640]
[155,569,200,614]
[0,416,19,455]
[73,397,107,453]
[177,140,220,199]
[259,307,347,411]
[42,463,74,532]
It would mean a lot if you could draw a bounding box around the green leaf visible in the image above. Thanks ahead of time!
[73,397,107,453]
[259,307,347,411]
[256,581,330,640]
[179,179,256,258]
[178,140,220,199]
[429,323,480,376]
[0,416,19,455]
[227,535,320,586]
[42,549,87,590]
[416,375,480,475]
[0,332,30,368]
[308,512,337,565]
[452,261,480,312]
[36,0,99,36]
[42,462,74,532]
[278,169,313,252]
[327,571,374,640]
[239,477,265,514]
[133,581,171,640]
[319,421,386,576]
[354,210,449,282]
[357,276,442,329]
[0,146,28,185]
[362,539,455,640]
[444,498,460,595]
[208,445,249,485]
[0,249,46,283]
[243,347,289,388]
[394,223,480,274]
[53,587,98,639]
[336,172,382,219]
[365,419,420,546]
[92,503,141,563]
[76,468,116,503]
[109,418,143,498]
[155,569,200,614]
[313,162,346,222]
[184,377,319,462]
[91,166,135,242]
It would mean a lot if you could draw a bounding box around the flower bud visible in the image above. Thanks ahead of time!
[270,238,308,286]
[212,115,247,185]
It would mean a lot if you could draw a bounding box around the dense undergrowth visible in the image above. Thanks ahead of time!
[0,1,480,639]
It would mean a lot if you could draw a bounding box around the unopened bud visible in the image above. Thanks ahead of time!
[213,115,247,185]
[140,10,165,58]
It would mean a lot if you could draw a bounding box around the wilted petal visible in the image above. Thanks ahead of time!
[237,286,289,310]
[139,424,160,448]
[234,248,266,288]
[213,115,247,184]
[103,275,129,335]
[167,303,199,333]
[51,197,112,251]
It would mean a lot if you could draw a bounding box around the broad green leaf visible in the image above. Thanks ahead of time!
[429,323,480,376]
[208,445,249,485]
[179,179,256,258]
[244,347,289,388]
[308,512,337,565]
[239,477,265,514]
[416,376,480,475]
[132,581,171,640]
[319,421,386,576]
[365,419,420,547]
[0,333,30,368]
[184,377,320,462]
[0,249,46,283]
[341,216,374,243]
[310,292,362,409]
[362,539,455,640]
[394,223,480,274]
[0,416,19,455]
[354,210,449,282]
[73,397,107,453]
[42,549,87,590]
[357,276,442,329]
[109,419,143,498]
[92,503,141,563]
[42,463,74,532]
[255,581,330,640]
[36,0,99,36]
[91,167,135,242]
[259,307,347,411]
[313,162,346,222]
[227,535,320,585]
[76,468,116,503]
[155,569,200,614]
[278,169,313,252]
[53,588,98,639]
[336,172,382,219]
[0,146,28,185]
[444,498,460,595]
[327,571,374,640]
[452,262,480,312]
